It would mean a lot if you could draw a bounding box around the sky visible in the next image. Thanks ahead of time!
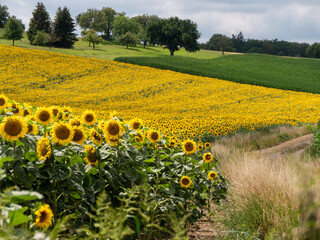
[2,0,320,44]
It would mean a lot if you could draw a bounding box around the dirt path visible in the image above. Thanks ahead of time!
[256,133,313,159]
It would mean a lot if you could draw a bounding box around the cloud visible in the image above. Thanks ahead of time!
[1,0,320,43]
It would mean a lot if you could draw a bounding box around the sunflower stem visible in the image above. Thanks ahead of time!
[44,125,47,137]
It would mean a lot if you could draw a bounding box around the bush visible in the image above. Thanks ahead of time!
[32,30,50,46]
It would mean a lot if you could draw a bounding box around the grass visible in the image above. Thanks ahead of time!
[115,54,320,94]
[0,30,222,61]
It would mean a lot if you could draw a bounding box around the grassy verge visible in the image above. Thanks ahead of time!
[115,54,320,94]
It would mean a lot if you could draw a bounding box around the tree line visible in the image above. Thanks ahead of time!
[0,3,199,56]
[1,2,320,58]
[201,32,320,58]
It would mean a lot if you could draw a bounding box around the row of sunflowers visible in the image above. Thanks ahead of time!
[0,95,226,239]
[1,45,320,142]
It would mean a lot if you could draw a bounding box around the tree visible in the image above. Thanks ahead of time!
[32,30,50,46]
[232,31,245,52]
[76,7,117,40]
[84,29,103,49]
[117,32,138,49]
[0,4,9,28]
[306,43,320,58]
[3,16,25,46]
[27,2,51,44]
[113,15,140,39]
[207,34,233,55]
[52,7,78,48]
[148,17,200,56]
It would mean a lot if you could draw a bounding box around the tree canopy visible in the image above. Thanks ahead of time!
[0,4,9,28]
[27,2,51,44]
[52,7,78,48]
[3,16,25,46]
[148,17,200,56]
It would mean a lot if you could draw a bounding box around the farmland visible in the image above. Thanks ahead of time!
[1,45,320,141]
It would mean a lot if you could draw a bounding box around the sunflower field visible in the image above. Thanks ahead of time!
[1,45,320,143]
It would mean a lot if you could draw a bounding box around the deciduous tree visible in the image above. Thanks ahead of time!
[3,16,25,46]
[0,4,9,28]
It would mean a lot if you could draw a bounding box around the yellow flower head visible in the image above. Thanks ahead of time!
[22,108,31,117]
[182,139,197,155]
[203,152,213,163]
[104,119,123,140]
[84,145,98,165]
[72,126,86,145]
[90,129,103,145]
[130,118,143,130]
[0,94,8,110]
[180,176,192,188]
[37,137,52,161]
[134,131,145,143]
[34,204,53,228]
[35,107,53,125]
[52,123,74,145]
[208,171,218,180]
[205,142,211,149]
[0,116,28,141]
[70,118,81,127]
[82,110,97,126]
[26,121,39,135]
[147,130,161,143]
[50,106,60,118]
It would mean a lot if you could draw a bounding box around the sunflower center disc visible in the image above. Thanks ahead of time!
[73,130,83,141]
[182,178,190,185]
[0,98,5,106]
[108,123,119,135]
[56,126,70,139]
[5,120,22,136]
[185,142,194,151]
[85,114,94,122]
[39,111,50,121]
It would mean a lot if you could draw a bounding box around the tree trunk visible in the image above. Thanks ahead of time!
[89,41,91,47]
[144,41,147,48]
[12,39,15,46]
[170,49,174,56]
[93,43,95,50]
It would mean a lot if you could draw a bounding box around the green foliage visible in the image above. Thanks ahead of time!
[115,53,320,94]
[0,4,9,28]
[27,2,51,44]
[113,14,140,38]
[117,32,139,49]
[52,7,78,48]
[147,16,200,56]
[311,121,320,155]
[32,30,50,46]
[207,33,233,55]
[3,16,25,46]
[83,29,103,49]
[306,43,320,58]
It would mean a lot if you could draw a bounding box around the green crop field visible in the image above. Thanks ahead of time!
[115,54,320,94]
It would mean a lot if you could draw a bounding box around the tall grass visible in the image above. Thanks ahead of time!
[211,126,320,239]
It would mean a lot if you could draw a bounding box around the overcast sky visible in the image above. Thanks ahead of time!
[2,0,320,43]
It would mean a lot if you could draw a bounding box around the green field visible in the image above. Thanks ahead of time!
[115,54,320,94]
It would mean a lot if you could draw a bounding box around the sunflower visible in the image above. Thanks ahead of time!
[70,118,81,127]
[208,171,218,180]
[180,176,192,188]
[52,123,74,145]
[50,106,60,118]
[22,108,31,116]
[37,137,52,161]
[10,103,21,116]
[84,145,98,165]
[182,139,197,155]
[169,139,176,147]
[72,127,86,145]
[34,204,53,228]
[82,110,97,126]
[135,131,145,143]
[90,129,103,145]
[27,122,39,135]
[104,119,123,140]
[205,142,211,149]
[0,95,8,109]
[107,136,119,146]
[129,118,143,130]
[203,152,213,163]
[198,144,203,151]
[35,107,53,125]
[62,107,72,120]
[0,116,28,141]
[147,130,161,143]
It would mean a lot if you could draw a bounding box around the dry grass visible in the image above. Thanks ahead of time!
[210,125,320,239]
